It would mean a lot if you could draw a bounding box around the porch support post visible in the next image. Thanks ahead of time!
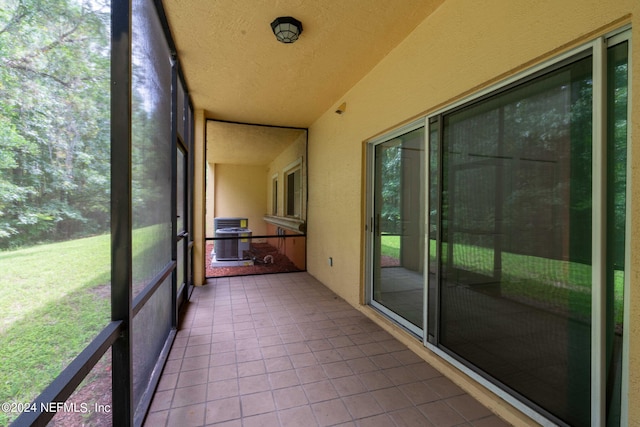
[111,1,134,425]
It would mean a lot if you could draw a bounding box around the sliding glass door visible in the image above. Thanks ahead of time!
[370,124,425,335]
[439,52,594,426]
[367,30,629,427]
[428,35,629,427]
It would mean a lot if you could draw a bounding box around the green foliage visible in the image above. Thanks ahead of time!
[379,144,401,234]
[0,0,110,249]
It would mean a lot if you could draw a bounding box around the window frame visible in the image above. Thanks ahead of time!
[271,173,279,216]
[364,119,427,337]
[284,158,303,218]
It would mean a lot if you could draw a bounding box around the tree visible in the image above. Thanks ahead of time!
[0,0,110,248]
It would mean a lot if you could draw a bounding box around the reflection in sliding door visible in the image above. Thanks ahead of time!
[371,127,425,334]
[439,54,594,426]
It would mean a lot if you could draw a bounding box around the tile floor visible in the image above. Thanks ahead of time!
[144,272,511,427]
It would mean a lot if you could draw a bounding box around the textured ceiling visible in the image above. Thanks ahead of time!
[206,121,306,165]
[163,0,443,128]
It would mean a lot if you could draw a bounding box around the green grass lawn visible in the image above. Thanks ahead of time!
[0,234,110,425]
[380,234,400,259]
[0,225,166,425]
[380,234,624,322]
[0,235,111,334]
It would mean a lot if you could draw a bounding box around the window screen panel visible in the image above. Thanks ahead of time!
[439,54,593,427]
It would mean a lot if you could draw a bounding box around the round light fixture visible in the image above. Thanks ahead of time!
[270,16,303,44]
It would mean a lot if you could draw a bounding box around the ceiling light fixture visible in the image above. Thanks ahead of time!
[270,16,303,44]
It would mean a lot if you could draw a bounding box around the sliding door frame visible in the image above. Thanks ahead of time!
[424,28,631,427]
[365,118,428,338]
[364,26,631,427]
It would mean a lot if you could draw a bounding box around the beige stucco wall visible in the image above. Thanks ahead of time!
[306,0,639,424]
[212,163,268,237]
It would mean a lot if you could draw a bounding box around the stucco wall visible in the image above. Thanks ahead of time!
[213,163,268,237]
[306,0,639,424]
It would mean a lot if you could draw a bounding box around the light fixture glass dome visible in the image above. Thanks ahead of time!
[270,17,303,44]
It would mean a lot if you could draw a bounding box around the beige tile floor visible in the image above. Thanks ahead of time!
[144,272,511,427]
